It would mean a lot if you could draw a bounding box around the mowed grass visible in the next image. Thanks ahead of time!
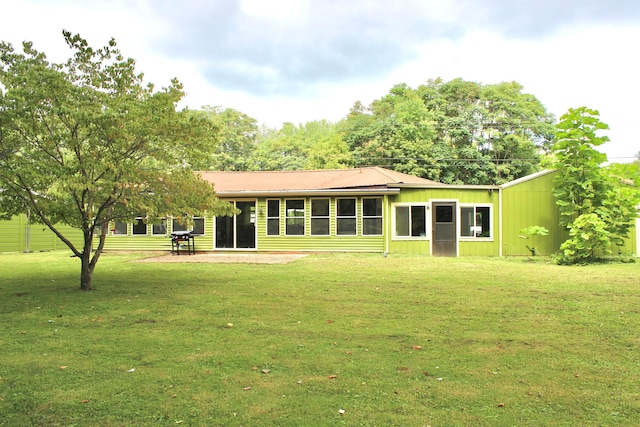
[0,252,639,426]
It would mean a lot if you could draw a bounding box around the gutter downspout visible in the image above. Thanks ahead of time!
[384,194,389,255]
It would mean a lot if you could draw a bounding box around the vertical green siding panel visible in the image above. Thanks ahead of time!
[501,172,566,256]
[389,188,500,256]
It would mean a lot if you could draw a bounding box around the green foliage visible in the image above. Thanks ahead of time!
[192,106,259,171]
[519,225,549,256]
[551,107,639,264]
[606,155,640,187]
[341,78,555,184]
[0,32,236,289]
[554,213,611,264]
[551,107,611,228]
[252,120,351,171]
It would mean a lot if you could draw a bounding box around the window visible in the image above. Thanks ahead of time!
[337,198,356,235]
[192,218,205,235]
[460,206,491,238]
[285,199,305,235]
[394,205,427,238]
[362,197,383,235]
[112,220,127,235]
[152,218,167,235]
[266,199,280,236]
[172,217,205,235]
[172,218,187,232]
[311,198,330,235]
[132,216,147,235]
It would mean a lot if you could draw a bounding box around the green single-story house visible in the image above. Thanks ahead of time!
[1,167,638,256]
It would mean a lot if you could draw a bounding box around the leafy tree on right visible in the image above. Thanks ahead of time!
[551,107,639,264]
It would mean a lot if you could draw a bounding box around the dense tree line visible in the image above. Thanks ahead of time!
[202,78,557,185]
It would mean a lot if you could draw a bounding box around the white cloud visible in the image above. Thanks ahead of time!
[1,0,638,161]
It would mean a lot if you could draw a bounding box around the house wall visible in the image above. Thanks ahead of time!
[387,187,500,256]
[501,171,565,256]
[100,221,212,252]
[255,197,385,253]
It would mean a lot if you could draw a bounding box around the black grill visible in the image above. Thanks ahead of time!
[170,231,195,255]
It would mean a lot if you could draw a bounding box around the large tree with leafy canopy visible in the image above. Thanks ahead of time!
[551,107,639,263]
[192,106,259,171]
[251,120,350,171]
[0,31,236,290]
[341,78,555,184]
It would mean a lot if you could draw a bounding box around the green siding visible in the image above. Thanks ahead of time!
[0,215,83,253]
[501,172,566,256]
[101,217,215,252]
[255,198,385,253]
[388,239,430,255]
[4,170,632,258]
[389,188,500,256]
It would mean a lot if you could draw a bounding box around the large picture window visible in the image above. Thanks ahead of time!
[362,197,383,235]
[394,205,427,238]
[337,198,356,235]
[266,199,280,236]
[460,206,491,238]
[285,199,305,236]
[311,198,330,235]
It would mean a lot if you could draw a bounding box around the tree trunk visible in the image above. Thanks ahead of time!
[80,251,94,291]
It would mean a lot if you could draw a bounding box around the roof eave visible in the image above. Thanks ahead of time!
[215,188,401,198]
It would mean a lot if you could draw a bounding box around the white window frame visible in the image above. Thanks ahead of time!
[459,204,493,241]
[310,198,330,236]
[172,217,205,236]
[392,203,430,240]
[266,199,281,236]
[152,218,168,236]
[285,199,305,236]
[336,197,357,236]
[132,216,148,236]
[362,197,383,236]
[111,220,128,236]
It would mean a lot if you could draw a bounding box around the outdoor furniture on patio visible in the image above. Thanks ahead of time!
[170,230,195,255]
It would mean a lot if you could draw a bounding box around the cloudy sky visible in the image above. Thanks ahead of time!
[2,0,639,161]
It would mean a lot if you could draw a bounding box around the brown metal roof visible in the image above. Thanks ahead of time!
[197,167,443,193]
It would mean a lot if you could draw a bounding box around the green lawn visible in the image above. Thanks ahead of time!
[1,251,639,426]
